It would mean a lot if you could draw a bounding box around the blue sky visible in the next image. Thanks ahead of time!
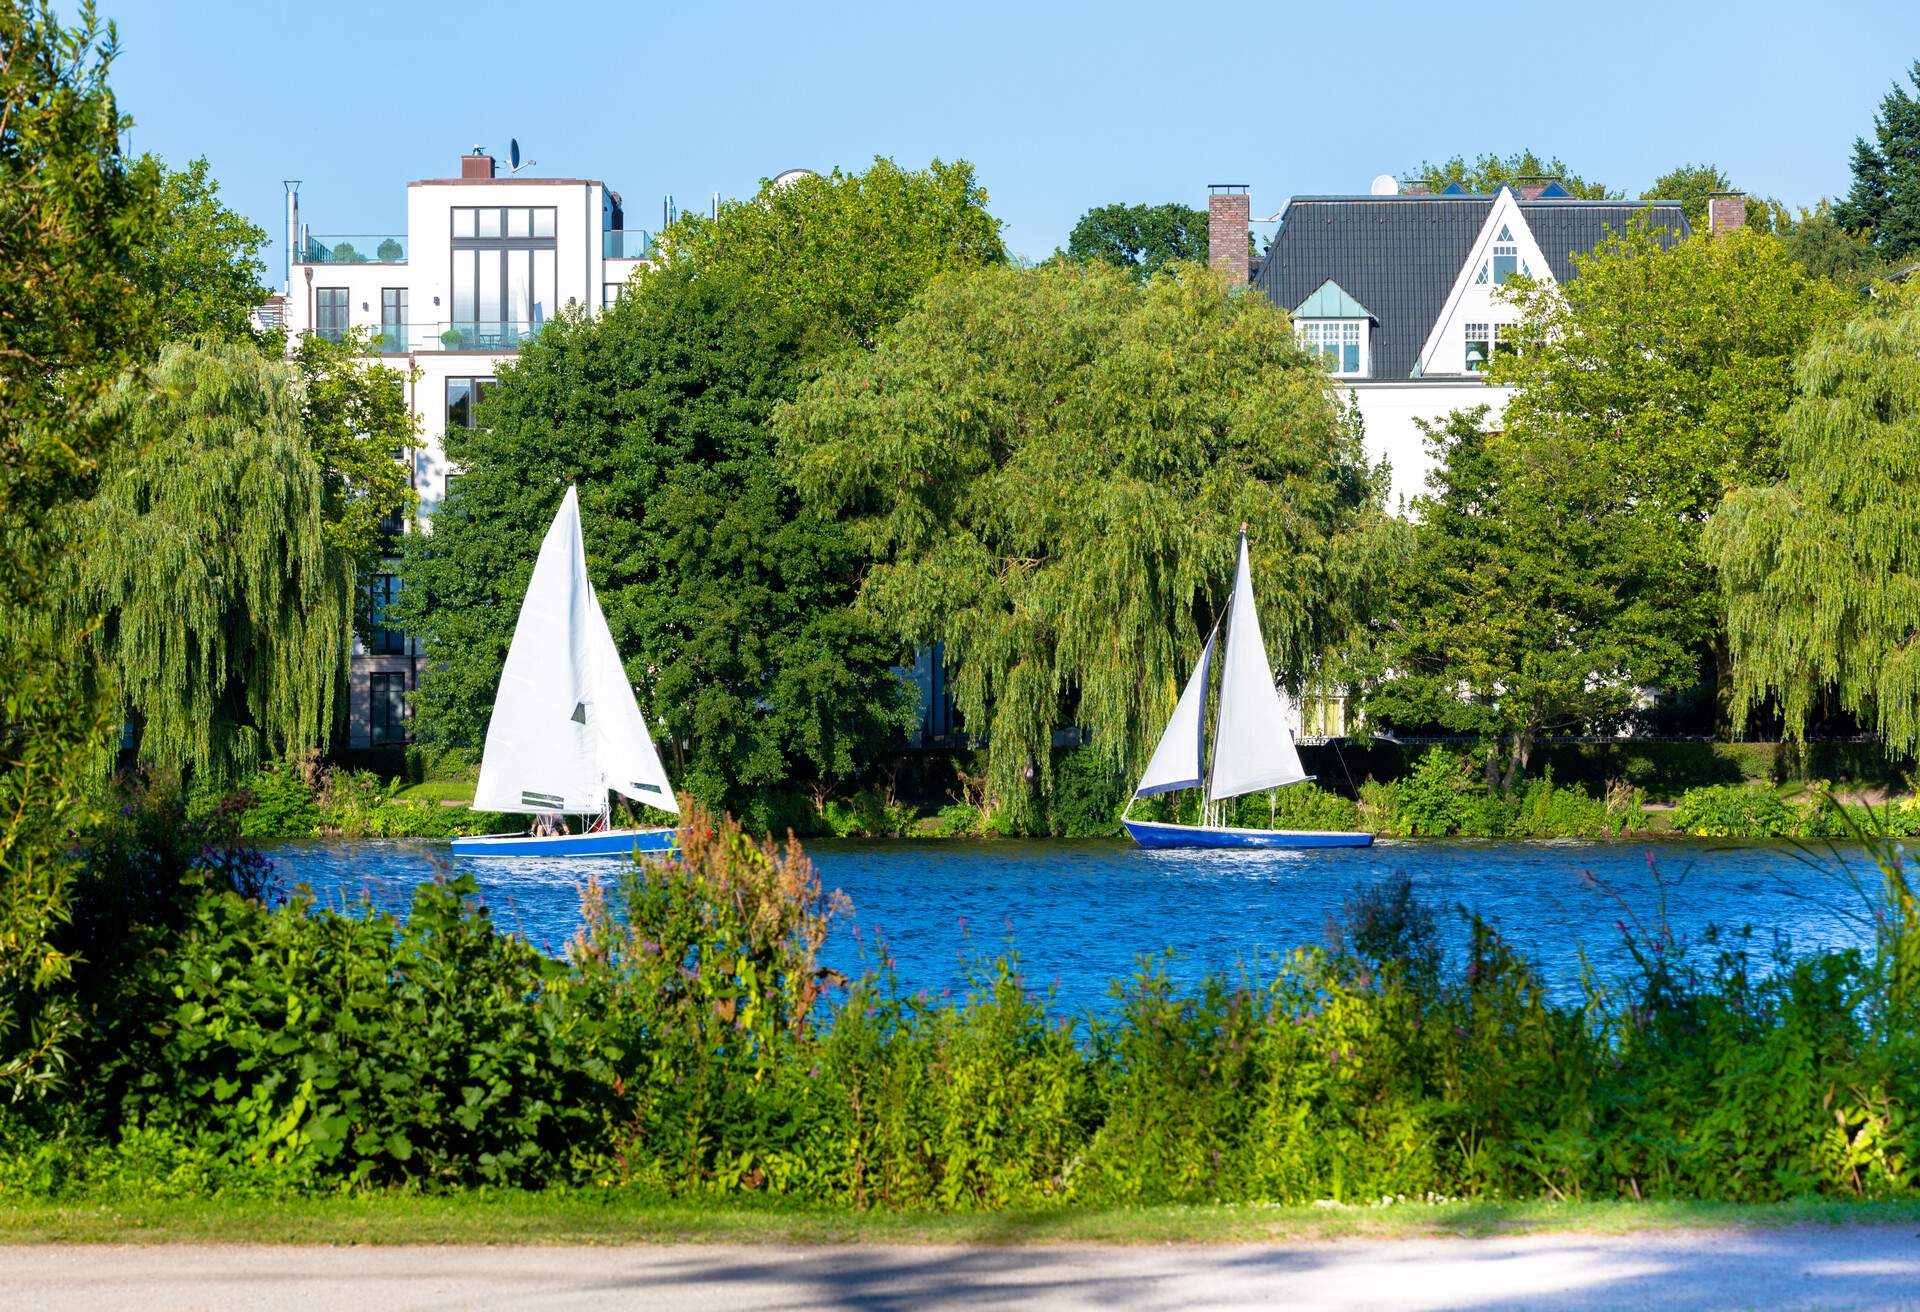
[106,0,1920,276]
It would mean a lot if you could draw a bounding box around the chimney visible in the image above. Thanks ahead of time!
[461,149,496,180]
[1208,184,1250,286]
[1707,190,1747,237]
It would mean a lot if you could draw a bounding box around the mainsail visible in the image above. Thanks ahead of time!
[472,486,679,815]
[1207,531,1307,801]
[1133,626,1216,798]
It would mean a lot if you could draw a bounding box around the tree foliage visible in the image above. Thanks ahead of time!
[777,262,1386,825]
[64,341,351,781]
[1834,61,1920,260]
[1709,291,1920,752]
[1490,223,1852,666]
[0,0,159,1099]
[1642,162,1735,233]
[291,328,420,591]
[395,268,913,824]
[1065,202,1210,279]
[655,157,1006,354]
[1405,149,1613,199]
[130,155,269,348]
[1366,410,1697,790]
[1784,199,1886,285]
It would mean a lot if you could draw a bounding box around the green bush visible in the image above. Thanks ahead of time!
[1048,747,1128,837]
[1670,783,1799,838]
[819,789,916,838]
[1361,750,1646,839]
[232,761,323,839]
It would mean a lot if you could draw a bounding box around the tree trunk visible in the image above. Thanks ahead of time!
[1712,634,1734,741]
[1501,720,1538,796]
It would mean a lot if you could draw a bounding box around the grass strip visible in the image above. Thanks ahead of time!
[3,1196,1918,1247]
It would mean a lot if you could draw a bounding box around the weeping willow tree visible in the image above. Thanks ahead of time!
[1708,291,1920,752]
[64,339,352,781]
[777,261,1388,825]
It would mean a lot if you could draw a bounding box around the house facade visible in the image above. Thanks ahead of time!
[279,149,653,748]
[1209,179,1726,510]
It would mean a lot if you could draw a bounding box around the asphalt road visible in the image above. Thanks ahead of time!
[4,1227,1919,1310]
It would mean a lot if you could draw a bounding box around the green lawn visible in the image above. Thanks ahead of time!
[4,1195,1917,1246]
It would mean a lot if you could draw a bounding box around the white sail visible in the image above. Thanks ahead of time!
[1207,531,1307,802]
[1133,628,1216,798]
[472,486,677,815]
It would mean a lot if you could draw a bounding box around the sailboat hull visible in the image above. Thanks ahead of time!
[1123,818,1373,850]
[450,827,677,859]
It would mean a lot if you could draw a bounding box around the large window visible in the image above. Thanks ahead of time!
[315,287,349,342]
[1463,323,1516,372]
[370,671,410,745]
[367,574,409,654]
[1297,319,1365,376]
[379,287,407,349]
[1473,225,1532,287]
[450,207,557,345]
[446,376,496,431]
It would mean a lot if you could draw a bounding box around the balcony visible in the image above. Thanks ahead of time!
[602,229,654,259]
[427,321,540,351]
[300,233,408,264]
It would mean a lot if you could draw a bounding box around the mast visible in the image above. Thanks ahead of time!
[1200,523,1247,827]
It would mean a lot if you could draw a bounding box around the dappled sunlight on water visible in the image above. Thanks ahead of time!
[268,836,1882,1014]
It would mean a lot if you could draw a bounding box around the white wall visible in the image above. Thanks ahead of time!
[1345,381,1513,513]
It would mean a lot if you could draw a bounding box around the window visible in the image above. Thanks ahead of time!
[449,208,558,343]
[370,671,410,745]
[1475,224,1534,286]
[1296,320,1366,376]
[315,287,349,342]
[446,376,496,431]
[1464,323,1515,372]
[603,281,623,309]
[367,574,408,654]
[380,287,407,350]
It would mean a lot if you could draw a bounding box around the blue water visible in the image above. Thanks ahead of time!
[267,837,1886,1013]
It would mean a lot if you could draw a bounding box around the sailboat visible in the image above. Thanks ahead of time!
[1121,526,1372,850]
[450,485,679,858]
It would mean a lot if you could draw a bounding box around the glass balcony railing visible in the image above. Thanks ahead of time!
[300,233,408,264]
[427,320,540,350]
[602,229,654,259]
[371,325,411,354]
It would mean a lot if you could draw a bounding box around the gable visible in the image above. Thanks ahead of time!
[1293,279,1374,319]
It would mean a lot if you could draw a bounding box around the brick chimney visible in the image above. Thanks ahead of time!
[1707,191,1747,237]
[461,149,496,180]
[1208,184,1251,286]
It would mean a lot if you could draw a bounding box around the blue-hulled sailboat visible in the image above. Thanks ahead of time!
[450,486,678,859]
[1121,527,1372,850]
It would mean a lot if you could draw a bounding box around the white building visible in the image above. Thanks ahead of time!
[280,148,653,747]
[1208,179,1725,511]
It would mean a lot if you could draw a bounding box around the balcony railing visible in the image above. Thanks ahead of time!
[602,229,654,259]
[300,233,408,264]
[319,320,545,354]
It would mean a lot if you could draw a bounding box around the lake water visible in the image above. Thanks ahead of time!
[267,837,1887,1014]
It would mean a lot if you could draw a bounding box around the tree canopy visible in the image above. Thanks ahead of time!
[654,157,1006,354]
[1643,162,1735,232]
[1405,150,1613,198]
[1834,61,1920,260]
[65,340,351,781]
[1064,202,1210,279]
[130,156,269,348]
[395,267,913,825]
[776,261,1387,825]
[1710,292,1920,751]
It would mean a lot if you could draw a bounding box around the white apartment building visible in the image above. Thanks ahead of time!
[280,148,653,748]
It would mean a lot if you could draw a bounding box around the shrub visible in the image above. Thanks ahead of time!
[1670,783,1799,838]
[1048,748,1128,837]
[231,760,323,839]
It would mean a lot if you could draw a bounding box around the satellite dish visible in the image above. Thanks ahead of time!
[771,167,817,191]
[510,139,521,170]
[1370,173,1400,197]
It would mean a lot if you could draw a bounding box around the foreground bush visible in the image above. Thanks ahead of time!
[6,798,1919,1207]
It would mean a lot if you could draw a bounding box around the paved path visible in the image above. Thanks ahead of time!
[4,1227,1920,1309]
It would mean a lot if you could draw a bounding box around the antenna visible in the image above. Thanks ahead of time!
[507,137,538,175]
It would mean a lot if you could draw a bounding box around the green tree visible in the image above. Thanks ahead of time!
[1709,290,1920,752]
[1065,202,1210,279]
[1490,221,1852,722]
[1643,162,1735,232]
[291,328,420,600]
[1405,149,1613,199]
[1367,410,1696,790]
[1786,199,1887,284]
[1834,61,1920,260]
[0,0,159,1098]
[130,155,269,347]
[777,262,1387,827]
[654,157,1006,353]
[394,268,913,823]
[64,341,352,781]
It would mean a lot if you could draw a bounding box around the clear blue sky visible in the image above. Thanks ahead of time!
[104,0,1920,277]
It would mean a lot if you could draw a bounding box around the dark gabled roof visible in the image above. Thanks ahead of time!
[1252,194,1690,379]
